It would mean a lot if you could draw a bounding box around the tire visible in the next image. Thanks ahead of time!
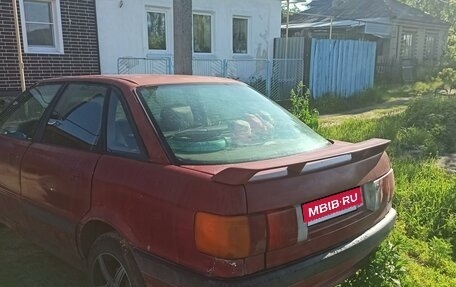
[88,232,146,287]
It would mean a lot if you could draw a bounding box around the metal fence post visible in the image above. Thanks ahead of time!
[166,57,171,74]
[266,60,272,98]
[223,59,228,77]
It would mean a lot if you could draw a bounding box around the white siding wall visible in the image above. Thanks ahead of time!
[96,0,281,74]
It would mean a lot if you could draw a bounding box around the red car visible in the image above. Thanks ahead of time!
[0,75,396,287]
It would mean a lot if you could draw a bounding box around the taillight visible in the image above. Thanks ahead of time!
[267,206,308,251]
[194,212,266,259]
[363,169,394,211]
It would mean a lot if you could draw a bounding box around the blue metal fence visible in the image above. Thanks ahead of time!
[310,39,376,98]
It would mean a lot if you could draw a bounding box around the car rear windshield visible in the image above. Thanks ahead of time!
[137,83,330,164]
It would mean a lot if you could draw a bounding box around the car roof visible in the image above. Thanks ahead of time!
[39,74,241,87]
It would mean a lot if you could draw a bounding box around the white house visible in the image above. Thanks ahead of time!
[96,0,282,74]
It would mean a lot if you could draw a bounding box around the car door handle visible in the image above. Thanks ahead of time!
[47,119,59,126]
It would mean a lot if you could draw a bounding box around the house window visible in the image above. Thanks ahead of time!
[424,33,438,60]
[193,14,212,53]
[233,17,248,54]
[400,32,416,59]
[147,11,167,50]
[20,0,64,54]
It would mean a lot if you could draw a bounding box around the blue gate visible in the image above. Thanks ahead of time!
[310,39,376,98]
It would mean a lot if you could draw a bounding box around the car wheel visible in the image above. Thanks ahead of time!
[88,232,146,287]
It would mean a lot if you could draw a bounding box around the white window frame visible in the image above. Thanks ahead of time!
[19,0,64,54]
[400,30,416,59]
[192,12,214,55]
[145,7,171,53]
[232,16,251,56]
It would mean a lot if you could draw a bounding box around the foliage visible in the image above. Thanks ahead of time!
[320,94,456,286]
[289,82,319,129]
[341,242,405,287]
[399,0,456,24]
[437,67,456,93]
[446,32,456,64]
[393,222,456,287]
[313,87,388,115]
[403,96,456,153]
[0,99,4,112]
[280,1,303,21]
[409,80,443,96]
[395,127,439,156]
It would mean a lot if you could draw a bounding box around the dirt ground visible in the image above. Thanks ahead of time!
[0,226,86,287]
[437,154,456,174]
[319,97,412,127]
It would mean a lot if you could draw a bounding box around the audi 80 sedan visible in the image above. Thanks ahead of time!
[0,75,396,287]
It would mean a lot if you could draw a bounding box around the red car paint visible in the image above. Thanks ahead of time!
[0,75,396,287]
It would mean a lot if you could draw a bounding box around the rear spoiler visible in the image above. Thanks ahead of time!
[211,138,390,185]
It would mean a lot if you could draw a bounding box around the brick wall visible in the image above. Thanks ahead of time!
[0,0,100,98]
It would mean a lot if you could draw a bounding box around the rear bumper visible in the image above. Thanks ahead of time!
[134,208,397,287]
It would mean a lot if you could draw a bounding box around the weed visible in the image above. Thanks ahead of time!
[403,96,456,153]
[409,80,443,96]
[290,82,319,130]
[340,241,405,287]
[320,95,456,286]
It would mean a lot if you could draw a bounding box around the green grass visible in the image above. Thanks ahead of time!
[313,86,409,115]
[319,96,456,287]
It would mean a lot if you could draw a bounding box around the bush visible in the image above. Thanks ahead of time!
[437,68,456,94]
[410,80,443,96]
[290,82,319,130]
[403,96,456,153]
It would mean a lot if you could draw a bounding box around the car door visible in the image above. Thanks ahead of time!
[0,84,62,229]
[20,83,107,261]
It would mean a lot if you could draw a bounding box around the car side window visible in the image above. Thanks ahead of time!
[106,89,141,155]
[42,83,107,151]
[0,84,62,140]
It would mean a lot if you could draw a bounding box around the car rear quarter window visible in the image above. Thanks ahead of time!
[0,84,62,140]
[42,83,107,151]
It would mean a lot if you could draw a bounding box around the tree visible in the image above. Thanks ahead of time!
[437,67,456,93]
[281,1,308,22]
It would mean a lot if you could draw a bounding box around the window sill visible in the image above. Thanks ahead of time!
[145,52,173,58]
[231,54,253,60]
[25,48,64,55]
[192,53,217,59]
